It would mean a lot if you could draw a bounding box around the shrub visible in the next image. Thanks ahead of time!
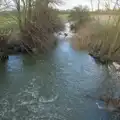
[0,0,65,54]
[68,5,91,32]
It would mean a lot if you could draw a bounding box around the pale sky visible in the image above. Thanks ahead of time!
[58,0,93,10]
[57,0,115,10]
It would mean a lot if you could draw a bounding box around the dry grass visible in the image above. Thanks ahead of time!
[91,14,119,25]
[71,21,101,50]
[71,15,120,62]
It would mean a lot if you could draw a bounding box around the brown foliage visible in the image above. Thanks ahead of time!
[19,1,64,53]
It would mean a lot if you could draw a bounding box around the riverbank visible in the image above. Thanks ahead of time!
[0,0,66,62]
[0,20,64,62]
[0,32,59,61]
[70,15,120,64]
[0,36,58,63]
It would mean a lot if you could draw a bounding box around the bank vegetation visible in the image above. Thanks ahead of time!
[0,0,65,61]
[70,1,120,64]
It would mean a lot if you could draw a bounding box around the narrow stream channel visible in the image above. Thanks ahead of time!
[0,23,119,120]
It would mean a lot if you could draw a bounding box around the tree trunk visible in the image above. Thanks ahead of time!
[28,0,32,20]
[90,0,93,11]
[16,0,23,31]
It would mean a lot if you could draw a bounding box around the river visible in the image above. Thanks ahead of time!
[0,23,119,120]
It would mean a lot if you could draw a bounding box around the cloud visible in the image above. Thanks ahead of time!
[58,0,116,10]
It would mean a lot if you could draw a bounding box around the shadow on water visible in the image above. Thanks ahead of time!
[23,55,37,66]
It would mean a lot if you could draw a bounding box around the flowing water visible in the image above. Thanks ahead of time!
[0,23,120,120]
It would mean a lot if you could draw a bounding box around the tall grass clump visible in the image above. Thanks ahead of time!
[69,5,92,50]
[88,16,120,63]
[70,0,120,63]
[72,14,120,63]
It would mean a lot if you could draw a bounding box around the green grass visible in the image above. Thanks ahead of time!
[59,13,119,24]
[0,15,18,29]
[0,12,118,30]
[58,14,69,20]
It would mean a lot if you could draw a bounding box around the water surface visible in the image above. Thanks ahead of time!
[0,24,119,120]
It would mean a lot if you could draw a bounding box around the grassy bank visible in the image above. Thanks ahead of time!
[58,14,69,21]
[59,12,120,22]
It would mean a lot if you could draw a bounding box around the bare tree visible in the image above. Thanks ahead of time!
[97,0,100,11]
[90,0,93,11]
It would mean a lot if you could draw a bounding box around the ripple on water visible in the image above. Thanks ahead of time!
[39,113,66,120]
[0,78,63,120]
[39,94,58,103]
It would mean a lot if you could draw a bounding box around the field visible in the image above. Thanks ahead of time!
[91,14,119,25]
[0,13,119,30]
[59,13,119,24]
[0,13,69,29]
[0,15,18,29]
[58,14,69,21]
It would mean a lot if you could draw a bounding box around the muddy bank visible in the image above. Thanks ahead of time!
[0,31,59,61]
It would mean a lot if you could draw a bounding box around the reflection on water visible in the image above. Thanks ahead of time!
[0,24,120,119]
[7,55,23,72]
